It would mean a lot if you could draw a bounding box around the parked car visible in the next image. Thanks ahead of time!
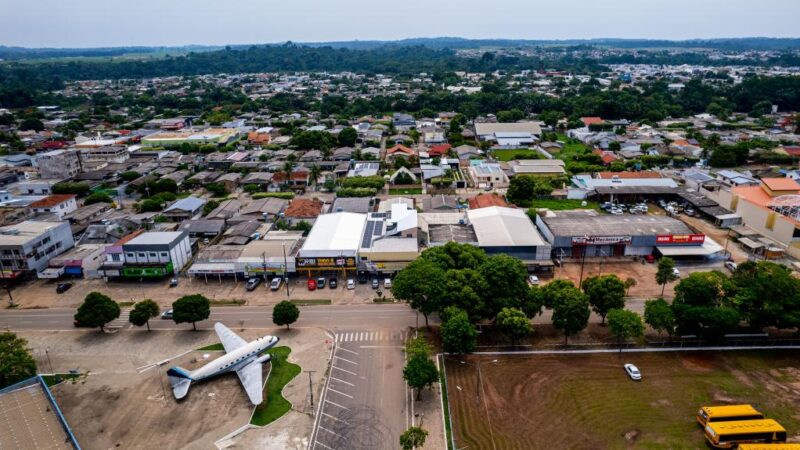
[371,278,379,289]
[328,277,337,289]
[161,309,173,320]
[246,277,262,291]
[169,277,179,287]
[203,237,210,245]
[56,282,72,294]
[527,275,539,285]
[383,278,392,289]
[357,273,368,284]
[725,261,738,272]
[347,279,356,290]
[624,363,642,381]
[307,279,317,291]
[644,254,655,264]
[317,277,326,288]
[672,267,681,278]
[270,277,283,291]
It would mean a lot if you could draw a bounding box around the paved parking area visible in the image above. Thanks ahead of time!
[310,329,409,450]
[0,383,73,450]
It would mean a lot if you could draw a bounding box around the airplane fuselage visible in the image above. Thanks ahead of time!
[190,335,279,381]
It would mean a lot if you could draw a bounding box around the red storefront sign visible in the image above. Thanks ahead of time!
[656,234,705,244]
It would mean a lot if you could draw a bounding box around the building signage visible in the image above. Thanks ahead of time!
[656,234,705,244]
[296,257,356,268]
[571,236,632,245]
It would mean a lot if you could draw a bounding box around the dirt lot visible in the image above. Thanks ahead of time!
[445,350,800,450]
[554,261,684,298]
[19,326,329,450]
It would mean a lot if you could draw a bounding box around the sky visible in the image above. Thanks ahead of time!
[1,0,798,48]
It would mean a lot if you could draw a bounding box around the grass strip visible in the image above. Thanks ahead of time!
[251,346,301,426]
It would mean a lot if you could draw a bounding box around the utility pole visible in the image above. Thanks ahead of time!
[283,244,290,299]
[262,252,268,282]
[305,370,316,409]
[578,238,589,286]
[0,258,13,307]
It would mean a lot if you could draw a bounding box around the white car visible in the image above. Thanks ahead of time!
[672,267,681,277]
[346,279,356,290]
[724,261,738,272]
[383,278,392,289]
[624,363,642,381]
[528,275,539,285]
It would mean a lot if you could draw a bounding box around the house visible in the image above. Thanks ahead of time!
[348,162,380,178]
[716,170,759,187]
[272,171,310,188]
[284,198,325,225]
[332,147,354,161]
[186,171,220,186]
[580,117,605,127]
[299,150,323,162]
[178,219,226,238]
[29,194,78,219]
[386,144,415,162]
[468,162,510,188]
[238,197,288,221]
[0,221,75,275]
[389,167,418,184]
[241,172,274,189]
[332,197,372,214]
[428,144,452,157]
[454,145,482,163]
[468,193,508,209]
[204,199,242,220]
[34,149,81,180]
[392,113,416,130]
[215,173,242,192]
[163,196,206,221]
[422,195,459,211]
[360,147,381,160]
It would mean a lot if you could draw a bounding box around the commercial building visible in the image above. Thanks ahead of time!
[474,122,542,142]
[0,220,75,276]
[101,231,191,278]
[296,212,367,276]
[568,173,679,200]
[535,210,722,261]
[34,149,81,180]
[39,243,106,279]
[467,206,552,270]
[78,145,130,170]
[141,128,240,147]
[359,204,420,274]
[507,159,566,177]
[187,231,302,281]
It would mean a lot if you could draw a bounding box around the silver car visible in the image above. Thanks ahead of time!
[624,363,642,381]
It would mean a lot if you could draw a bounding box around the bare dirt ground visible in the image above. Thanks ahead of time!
[554,261,681,298]
[445,350,800,450]
[18,326,329,450]
[678,213,750,263]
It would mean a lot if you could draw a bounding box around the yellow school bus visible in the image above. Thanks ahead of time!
[704,419,787,449]
[697,405,765,427]
[737,445,800,450]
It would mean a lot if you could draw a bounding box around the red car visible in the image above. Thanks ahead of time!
[644,254,655,263]
[307,279,317,291]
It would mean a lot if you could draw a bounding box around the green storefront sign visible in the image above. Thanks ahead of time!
[121,263,174,278]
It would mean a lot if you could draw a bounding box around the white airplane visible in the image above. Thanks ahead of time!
[166,323,280,405]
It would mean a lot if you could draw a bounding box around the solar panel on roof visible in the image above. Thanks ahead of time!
[361,221,375,248]
[373,222,382,235]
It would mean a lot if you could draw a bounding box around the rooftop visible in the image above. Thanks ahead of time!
[299,212,367,256]
[541,210,694,237]
[761,177,800,192]
[29,194,75,208]
[125,231,186,246]
[468,193,508,209]
[0,221,67,245]
[468,206,546,247]
[284,198,324,218]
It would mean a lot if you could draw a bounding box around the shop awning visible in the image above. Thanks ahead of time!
[37,267,65,279]
[188,263,238,274]
[656,237,723,256]
[738,237,764,250]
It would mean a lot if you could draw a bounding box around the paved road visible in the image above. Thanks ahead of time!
[0,305,425,331]
[311,330,409,450]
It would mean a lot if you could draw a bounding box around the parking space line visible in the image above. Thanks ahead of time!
[334,355,358,365]
[346,332,353,342]
[319,426,343,437]
[314,440,335,450]
[337,346,358,356]
[321,411,349,424]
[332,366,357,376]
[330,377,354,387]
[359,332,365,340]
[325,399,350,410]
[327,388,353,399]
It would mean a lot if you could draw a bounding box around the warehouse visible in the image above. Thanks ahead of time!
[296,212,367,277]
[467,206,552,263]
[534,210,723,261]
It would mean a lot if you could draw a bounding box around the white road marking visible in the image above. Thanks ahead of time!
[327,388,353,399]
[324,399,350,410]
[334,355,357,365]
[321,411,349,424]
[332,366,357,376]
[318,426,343,437]
[330,377,355,387]
[336,346,358,356]
[314,440,335,450]
[359,332,365,340]
[359,345,404,349]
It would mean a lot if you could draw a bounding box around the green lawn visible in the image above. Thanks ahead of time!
[290,299,332,306]
[551,134,590,161]
[492,149,541,161]
[389,188,423,195]
[197,343,224,351]
[251,346,301,426]
[42,373,82,387]
[529,199,600,210]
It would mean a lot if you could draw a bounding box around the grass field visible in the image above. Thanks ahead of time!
[197,343,224,351]
[250,346,301,426]
[445,350,800,450]
[389,188,423,195]
[529,199,601,211]
[492,149,542,161]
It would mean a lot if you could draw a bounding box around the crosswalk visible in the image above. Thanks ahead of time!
[106,307,131,331]
[334,331,407,343]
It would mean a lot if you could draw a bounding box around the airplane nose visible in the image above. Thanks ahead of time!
[274,337,280,343]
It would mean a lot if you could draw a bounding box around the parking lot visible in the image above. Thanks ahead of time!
[310,329,409,450]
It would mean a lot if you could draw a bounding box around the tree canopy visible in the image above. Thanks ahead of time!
[582,274,626,325]
[74,292,120,332]
[0,333,36,389]
[496,307,533,347]
[172,294,211,331]
[607,309,645,351]
[440,308,477,354]
[272,301,300,329]
[129,299,160,332]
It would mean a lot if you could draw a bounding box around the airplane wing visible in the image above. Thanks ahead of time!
[214,322,247,353]
[236,362,263,405]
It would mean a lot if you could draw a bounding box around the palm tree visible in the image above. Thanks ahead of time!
[309,164,322,188]
[281,161,295,189]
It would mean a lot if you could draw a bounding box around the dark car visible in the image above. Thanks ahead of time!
[56,282,73,294]
[371,278,379,289]
[328,277,337,289]
[357,273,368,284]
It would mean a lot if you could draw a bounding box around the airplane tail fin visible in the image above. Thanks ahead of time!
[166,366,193,400]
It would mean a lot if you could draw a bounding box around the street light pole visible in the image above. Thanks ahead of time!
[283,244,290,299]
[305,370,316,410]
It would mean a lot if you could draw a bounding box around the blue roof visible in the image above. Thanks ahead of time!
[165,196,206,212]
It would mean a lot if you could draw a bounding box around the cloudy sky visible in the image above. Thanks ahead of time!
[1,0,798,48]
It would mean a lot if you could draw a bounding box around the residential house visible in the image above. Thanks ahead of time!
[468,193,508,209]
[386,144,415,163]
[283,198,325,226]
[163,196,206,222]
[34,149,81,180]
[29,194,78,219]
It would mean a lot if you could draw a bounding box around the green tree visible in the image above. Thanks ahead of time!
[405,337,433,361]
[496,307,533,347]
[392,259,446,327]
[338,127,358,147]
[506,175,536,207]
[172,294,211,331]
[0,333,36,388]
[19,117,44,132]
[607,309,644,352]
[655,257,679,296]
[420,242,487,270]
[309,164,322,187]
[440,308,477,354]
[730,261,800,330]
[120,171,141,182]
[644,298,676,340]
[478,254,530,319]
[671,271,739,340]
[403,354,439,400]
[272,300,300,330]
[129,299,160,331]
[206,183,227,197]
[203,200,220,216]
[581,274,626,325]
[400,426,428,450]
[551,290,590,345]
[83,192,113,205]
[74,292,120,332]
